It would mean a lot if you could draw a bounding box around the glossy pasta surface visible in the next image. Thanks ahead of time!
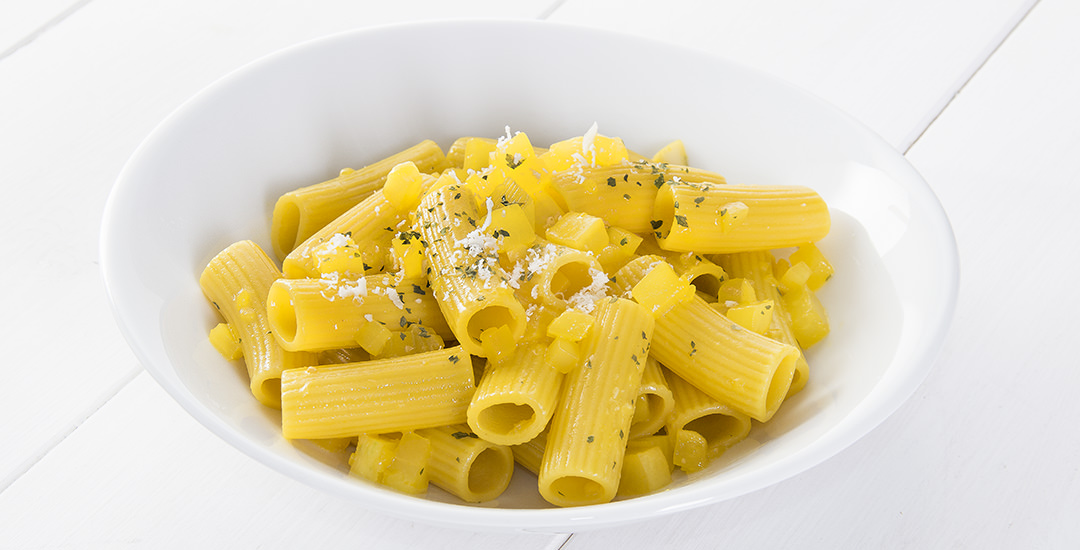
[199,126,833,507]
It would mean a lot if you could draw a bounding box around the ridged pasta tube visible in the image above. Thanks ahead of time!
[467,343,564,446]
[417,424,515,503]
[200,240,316,408]
[613,256,799,421]
[629,358,674,439]
[281,188,406,279]
[539,297,655,507]
[664,368,752,458]
[549,162,727,234]
[716,251,810,396]
[511,430,547,475]
[279,346,474,439]
[652,182,829,253]
[415,185,527,356]
[509,238,605,311]
[270,140,447,259]
[266,275,451,351]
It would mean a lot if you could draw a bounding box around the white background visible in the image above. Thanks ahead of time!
[1,0,1077,548]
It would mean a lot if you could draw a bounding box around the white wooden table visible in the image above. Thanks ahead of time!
[2,1,1077,547]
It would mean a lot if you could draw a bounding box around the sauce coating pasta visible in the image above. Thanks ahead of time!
[200,125,833,507]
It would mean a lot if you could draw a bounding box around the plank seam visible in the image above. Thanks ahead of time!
[0,0,94,62]
[537,0,570,20]
[0,364,142,494]
[903,0,1042,154]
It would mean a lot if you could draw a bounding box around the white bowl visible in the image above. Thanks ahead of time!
[101,20,958,532]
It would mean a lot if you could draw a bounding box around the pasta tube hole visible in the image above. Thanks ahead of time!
[467,306,518,344]
[272,200,301,258]
[266,283,298,346]
[477,403,537,437]
[685,413,749,457]
[548,476,605,503]
[468,447,513,496]
[631,393,667,433]
[256,377,282,408]
[549,261,593,299]
[651,185,676,239]
[690,273,722,299]
[765,351,800,417]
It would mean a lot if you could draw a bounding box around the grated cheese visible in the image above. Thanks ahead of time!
[566,268,610,314]
[386,288,404,309]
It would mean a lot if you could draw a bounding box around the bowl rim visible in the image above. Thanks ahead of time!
[100,18,960,532]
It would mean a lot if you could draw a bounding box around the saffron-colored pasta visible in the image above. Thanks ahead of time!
[539,297,655,507]
[265,274,451,351]
[270,140,447,259]
[413,184,527,356]
[416,424,515,503]
[467,342,564,446]
[613,255,800,422]
[716,250,810,396]
[279,346,474,439]
[201,125,832,506]
[652,182,829,253]
[199,240,316,408]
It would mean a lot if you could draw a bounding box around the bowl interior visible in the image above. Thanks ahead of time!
[102,20,957,531]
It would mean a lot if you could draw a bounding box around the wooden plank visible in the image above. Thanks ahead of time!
[0,0,83,57]
[0,0,558,487]
[549,0,1036,151]
[0,372,569,549]
[563,0,1080,547]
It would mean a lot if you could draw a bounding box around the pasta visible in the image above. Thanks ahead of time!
[279,346,474,439]
[538,297,654,507]
[652,182,830,253]
[270,140,447,259]
[200,124,832,506]
[199,240,316,408]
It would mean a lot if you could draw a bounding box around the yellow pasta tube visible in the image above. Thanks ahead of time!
[549,161,726,234]
[664,368,751,458]
[511,430,547,475]
[271,140,447,259]
[266,275,451,351]
[665,252,727,300]
[317,347,369,365]
[415,185,527,355]
[613,256,799,421]
[281,188,406,279]
[467,342,564,446]
[508,238,607,312]
[652,182,830,253]
[717,251,810,396]
[629,357,674,439]
[417,424,515,503]
[200,240,316,408]
[279,346,474,439]
[446,136,549,169]
[539,297,655,507]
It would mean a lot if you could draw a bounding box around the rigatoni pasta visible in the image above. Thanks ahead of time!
[200,124,833,507]
[199,240,316,408]
[270,140,446,259]
[279,346,474,439]
[539,297,655,507]
[652,182,830,253]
